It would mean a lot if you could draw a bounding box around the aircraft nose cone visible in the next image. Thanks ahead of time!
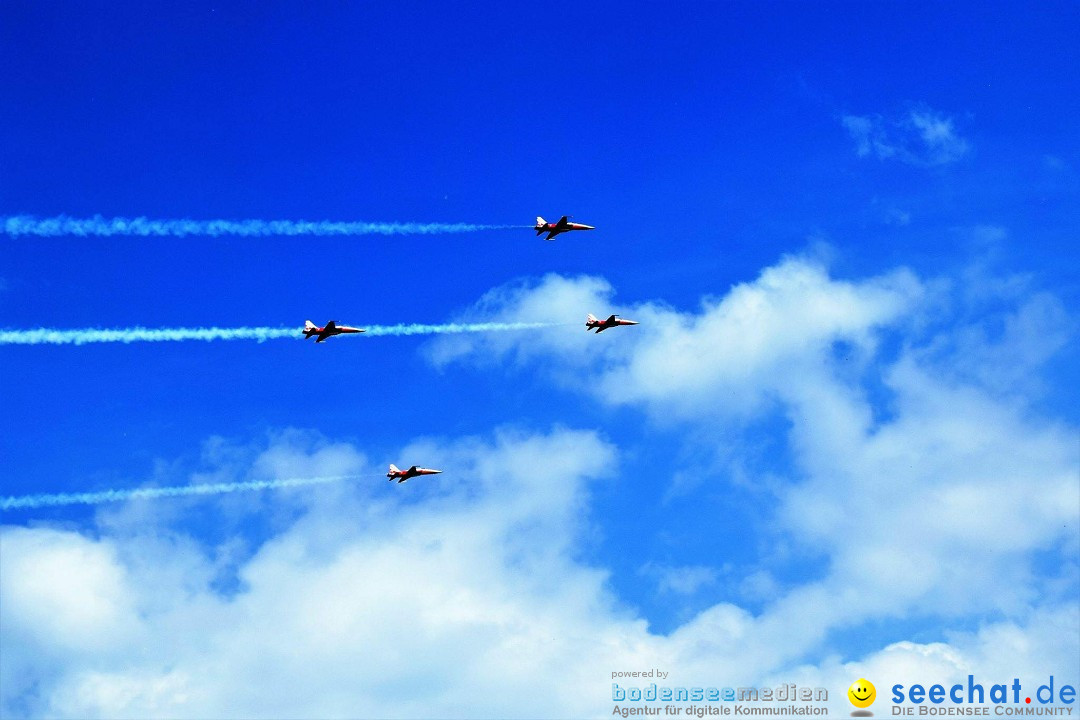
[582,225,595,230]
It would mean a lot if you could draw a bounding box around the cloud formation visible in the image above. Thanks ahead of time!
[429,258,924,419]
[2,256,1075,718]
[842,106,971,165]
[3,425,1074,718]
[426,255,1077,658]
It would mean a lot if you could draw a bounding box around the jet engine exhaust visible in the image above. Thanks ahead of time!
[1,474,367,511]
[0,322,560,346]
[2,215,526,238]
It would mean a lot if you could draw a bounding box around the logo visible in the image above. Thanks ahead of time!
[849,678,876,716]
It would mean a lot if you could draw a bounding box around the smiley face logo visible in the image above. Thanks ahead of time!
[848,678,876,708]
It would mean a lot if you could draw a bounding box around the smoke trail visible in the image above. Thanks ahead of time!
[0,322,559,346]
[364,321,555,337]
[1,215,524,238]
[0,326,297,345]
[1,474,368,511]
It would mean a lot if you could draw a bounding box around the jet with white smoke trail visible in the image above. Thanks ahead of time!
[0,321,560,346]
[1,215,525,238]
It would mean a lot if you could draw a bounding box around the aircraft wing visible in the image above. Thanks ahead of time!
[545,231,558,240]
[556,216,569,227]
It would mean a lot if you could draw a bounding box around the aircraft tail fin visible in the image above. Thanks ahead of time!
[388,464,400,474]
[535,216,546,227]
[587,313,597,323]
[304,320,316,330]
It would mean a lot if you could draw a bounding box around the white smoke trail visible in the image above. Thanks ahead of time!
[0,326,297,345]
[1,474,368,511]
[363,321,556,336]
[0,322,559,346]
[1,215,524,238]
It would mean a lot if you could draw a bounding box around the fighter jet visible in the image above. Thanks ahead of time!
[535,215,595,241]
[303,320,365,343]
[586,313,639,333]
[387,464,443,483]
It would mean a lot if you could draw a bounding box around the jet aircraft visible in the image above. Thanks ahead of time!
[387,464,443,483]
[535,215,595,240]
[303,320,365,343]
[586,313,639,333]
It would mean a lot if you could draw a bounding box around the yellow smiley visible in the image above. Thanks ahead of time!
[848,678,876,708]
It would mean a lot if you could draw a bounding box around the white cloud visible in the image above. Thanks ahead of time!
[0,529,142,656]
[639,562,718,595]
[914,291,1073,397]
[777,602,1079,710]
[884,207,912,226]
[2,256,1076,718]
[2,428,642,718]
[2,425,1075,718]
[843,114,893,159]
[425,255,1078,639]
[430,258,923,420]
[842,106,970,166]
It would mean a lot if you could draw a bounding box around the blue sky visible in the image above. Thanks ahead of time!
[1,2,1078,717]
